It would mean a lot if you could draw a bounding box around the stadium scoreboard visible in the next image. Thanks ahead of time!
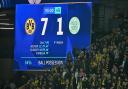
[14,2,92,71]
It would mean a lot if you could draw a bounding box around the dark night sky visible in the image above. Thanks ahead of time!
[1,0,99,8]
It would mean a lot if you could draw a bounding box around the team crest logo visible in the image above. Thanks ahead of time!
[25,18,36,35]
[28,0,41,4]
[69,17,80,35]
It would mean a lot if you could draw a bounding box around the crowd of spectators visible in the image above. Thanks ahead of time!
[0,14,128,89]
[16,14,128,89]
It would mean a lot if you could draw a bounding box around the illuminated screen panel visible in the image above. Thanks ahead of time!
[14,2,92,71]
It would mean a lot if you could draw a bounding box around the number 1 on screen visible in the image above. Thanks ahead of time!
[57,17,63,35]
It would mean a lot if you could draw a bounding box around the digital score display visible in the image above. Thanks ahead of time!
[14,2,92,71]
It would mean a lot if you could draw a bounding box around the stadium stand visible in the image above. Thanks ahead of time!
[0,0,128,89]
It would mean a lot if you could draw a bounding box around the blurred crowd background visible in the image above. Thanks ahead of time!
[0,0,128,89]
[19,15,127,89]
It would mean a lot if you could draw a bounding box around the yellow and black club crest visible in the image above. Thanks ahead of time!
[25,18,36,35]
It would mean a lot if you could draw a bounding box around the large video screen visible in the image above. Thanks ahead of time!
[14,2,92,71]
